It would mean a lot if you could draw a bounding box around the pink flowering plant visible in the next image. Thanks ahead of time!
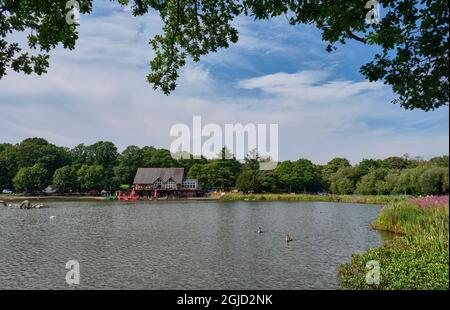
[409,195,449,208]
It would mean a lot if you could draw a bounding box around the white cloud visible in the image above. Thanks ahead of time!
[0,6,447,165]
[238,70,385,100]
[235,70,448,163]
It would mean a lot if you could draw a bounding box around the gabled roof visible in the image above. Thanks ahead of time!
[133,168,184,184]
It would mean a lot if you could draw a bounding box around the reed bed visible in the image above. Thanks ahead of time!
[220,193,409,205]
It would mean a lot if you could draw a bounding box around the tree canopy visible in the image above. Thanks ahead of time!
[0,137,448,195]
[13,164,48,193]
[0,0,448,110]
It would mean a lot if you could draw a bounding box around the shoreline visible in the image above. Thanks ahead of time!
[1,193,410,205]
[0,194,220,202]
[219,193,410,205]
[0,195,105,202]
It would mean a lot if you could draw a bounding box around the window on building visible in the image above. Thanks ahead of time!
[183,180,197,189]
[165,178,177,189]
[154,178,163,189]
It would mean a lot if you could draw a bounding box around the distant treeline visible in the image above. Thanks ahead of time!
[0,138,448,195]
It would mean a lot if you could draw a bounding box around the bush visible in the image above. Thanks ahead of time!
[338,237,449,290]
[330,177,354,194]
[338,202,449,290]
[236,170,261,193]
[418,167,447,195]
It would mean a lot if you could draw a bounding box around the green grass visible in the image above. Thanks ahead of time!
[220,193,410,205]
[372,202,449,236]
[338,202,449,290]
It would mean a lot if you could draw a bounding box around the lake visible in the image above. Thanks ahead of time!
[0,200,388,289]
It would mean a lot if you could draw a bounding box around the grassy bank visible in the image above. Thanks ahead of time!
[220,193,410,205]
[338,198,449,290]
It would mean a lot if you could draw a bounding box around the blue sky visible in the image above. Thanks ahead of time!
[0,1,448,164]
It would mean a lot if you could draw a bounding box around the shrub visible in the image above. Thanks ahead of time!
[339,202,449,290]
[338,237,449,290]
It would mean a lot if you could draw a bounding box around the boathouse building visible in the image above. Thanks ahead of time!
[133,168,200,198]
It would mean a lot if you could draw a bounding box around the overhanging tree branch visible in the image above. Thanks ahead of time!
[346,30,367,44]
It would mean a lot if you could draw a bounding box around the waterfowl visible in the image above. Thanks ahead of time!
[256,227,264,234]
[50,216,56,220]
[285,234,293,242]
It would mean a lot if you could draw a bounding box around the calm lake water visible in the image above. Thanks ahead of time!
[0,201,388,289]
